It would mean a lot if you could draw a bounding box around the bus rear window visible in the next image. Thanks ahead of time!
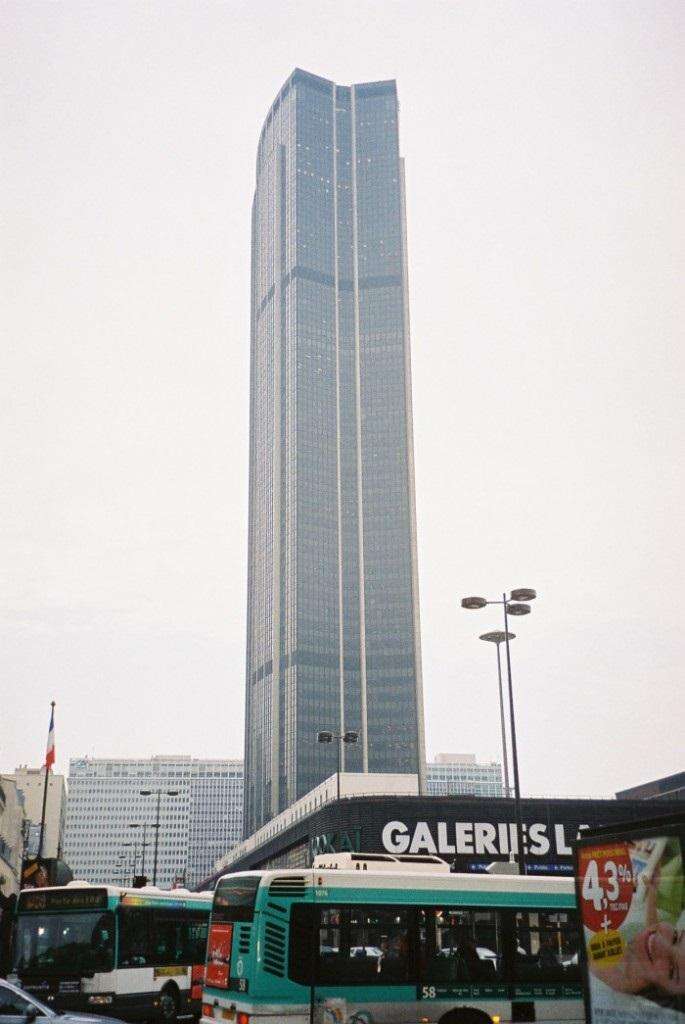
[213,876,260,923]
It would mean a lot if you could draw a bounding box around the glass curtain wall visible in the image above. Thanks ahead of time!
[245,69,425,836]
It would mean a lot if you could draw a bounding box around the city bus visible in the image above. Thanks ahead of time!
[12,883,213,1022]
[201,852,582,1024]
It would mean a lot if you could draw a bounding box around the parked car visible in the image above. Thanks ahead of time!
[437,944,500,963]
[350,946,384,961]
[476,945,499,966]
[0,979,127,1024]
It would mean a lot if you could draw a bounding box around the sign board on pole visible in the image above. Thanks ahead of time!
[575,812,685,1023]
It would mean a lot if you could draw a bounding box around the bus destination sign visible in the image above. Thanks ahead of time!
[18,888,109,912]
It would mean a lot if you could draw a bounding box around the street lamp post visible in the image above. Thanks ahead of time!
[114,854,126,885]
[317,730,359,803]
[461,588,537,875]
[128,822,151,880]
[140,789,179,886]
[478,631,515,798]
[122,841,138,886]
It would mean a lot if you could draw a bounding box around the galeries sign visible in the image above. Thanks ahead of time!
[381,819,587,859]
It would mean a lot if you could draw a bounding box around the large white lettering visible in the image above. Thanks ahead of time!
[382,820,410,854]
[409,821,437,854]
[455,823,474,854]
[437,822,455,854]
[554,824,572,855]
[473,822,498,855]
[381,820,577,860]
[528,823,550,856]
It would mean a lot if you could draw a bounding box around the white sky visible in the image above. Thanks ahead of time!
[2,0,683,799]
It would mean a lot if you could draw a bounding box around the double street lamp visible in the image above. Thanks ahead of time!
[114,853,127,886]
[121,841,138,886]
[478,631,515,799]
[140,789,179,886]
[317,730,359,803]
[128,822,153,881]
[461,588,537,875]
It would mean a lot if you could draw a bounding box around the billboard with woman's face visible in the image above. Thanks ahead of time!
[576,815,684,1023]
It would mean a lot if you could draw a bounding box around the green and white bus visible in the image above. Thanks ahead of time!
[201,852,582,1024]
[12,883,212,1023]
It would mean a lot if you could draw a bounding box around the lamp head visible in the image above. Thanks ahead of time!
[510,588,536,602]
[507,602,531,616]
[317,731,333,743]
[479,631,516,644]
[343,731,359,743]
[461,596,488,610]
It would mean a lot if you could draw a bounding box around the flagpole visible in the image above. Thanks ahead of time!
[37,701,55,860]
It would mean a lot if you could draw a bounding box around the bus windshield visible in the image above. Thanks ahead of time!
[13,911,115,976]
[212,876,260,923]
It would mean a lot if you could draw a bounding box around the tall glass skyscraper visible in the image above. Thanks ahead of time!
[244,69,425,836]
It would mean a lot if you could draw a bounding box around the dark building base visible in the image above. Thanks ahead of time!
[199,794,685,888]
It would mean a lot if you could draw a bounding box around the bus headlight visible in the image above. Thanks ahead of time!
[88,995,114,1005]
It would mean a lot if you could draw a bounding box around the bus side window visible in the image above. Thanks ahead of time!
[420,908,502,984]
[287,905,344,985]
[119,908,150,968]
[152,912,181,966]
[346,906,411,985]
[184,913,208,963]
[514,911,581,983]
[317,907,342,984]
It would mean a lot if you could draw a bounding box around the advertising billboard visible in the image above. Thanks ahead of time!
[205,922,233,989]
[576,813,684,1023]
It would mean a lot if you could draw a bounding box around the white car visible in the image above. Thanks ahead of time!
[0,979,126,1024]
[437,945,498,962]
[476,945,499,965]
[350,945,384,960]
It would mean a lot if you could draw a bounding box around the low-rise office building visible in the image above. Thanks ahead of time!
[10,766,66,859]
[426,753,503,797]
[63,755,243,888]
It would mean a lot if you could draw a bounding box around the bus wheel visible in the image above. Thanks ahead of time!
[159,984,179,1024]
[438,1010,494,1024]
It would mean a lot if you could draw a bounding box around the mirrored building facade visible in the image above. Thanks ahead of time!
[245,69,425,836]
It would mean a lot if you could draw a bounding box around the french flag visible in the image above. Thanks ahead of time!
[45,703,56,771]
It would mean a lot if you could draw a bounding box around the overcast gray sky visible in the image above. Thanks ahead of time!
[3,0,683,798]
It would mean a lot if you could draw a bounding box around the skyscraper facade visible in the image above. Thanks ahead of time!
[245,69,425,836]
